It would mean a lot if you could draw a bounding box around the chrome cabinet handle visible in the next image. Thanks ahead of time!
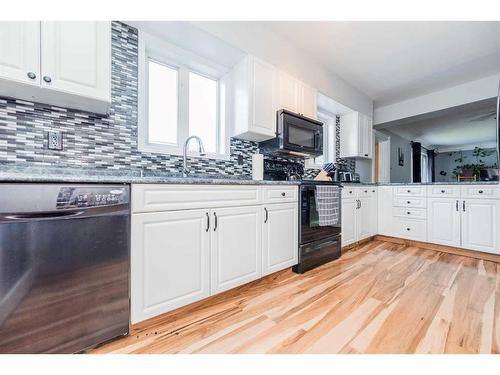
[205,212,210,232]
[281,192,286,197]
[43,76,52,83]
[479,190,484,194]
[456,200,459,211]
[441,190,445,193]
[213,212,218,231]
[264,207,268,223]
[462,200,466,212]
[27,72,36,80]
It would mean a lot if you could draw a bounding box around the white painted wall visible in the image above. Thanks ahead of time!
[374,73,500,125]
[192,21,373,117]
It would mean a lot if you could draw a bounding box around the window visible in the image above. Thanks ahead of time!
[138,33,229,159]
[307,112,336,168]
[147,61,178,145]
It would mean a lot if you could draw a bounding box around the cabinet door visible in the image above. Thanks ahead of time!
[427,198,461,247]
[300,83,317,119]
[0,22,40,86]
[359,196,376,239]
[262,203,298,276]
[461,199,500,254]
[211,206,262,294]
[359,115,373,158]
[251,57,277,137]
[341,198,358,246]
[131,210,210,323]
[277,71,300,113]
[339,112,360,158]
[40,21,111,101]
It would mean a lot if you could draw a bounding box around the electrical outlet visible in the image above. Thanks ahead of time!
[47,131,63,151]
[237,155,244,165]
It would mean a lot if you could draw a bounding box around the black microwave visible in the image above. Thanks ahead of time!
[259,110,323,157]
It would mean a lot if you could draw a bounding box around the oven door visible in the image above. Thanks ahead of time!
[280,111,323,157]
[299,184,341,244]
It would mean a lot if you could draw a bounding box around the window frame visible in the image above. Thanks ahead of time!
[306,111,336,169]
[138,31,230,160]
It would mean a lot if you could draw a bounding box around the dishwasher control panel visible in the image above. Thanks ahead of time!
[56,186,128,209]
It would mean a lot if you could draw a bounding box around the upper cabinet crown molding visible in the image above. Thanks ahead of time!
[339,111,373,159]
[0,21,111,115]
[229,54,318,142]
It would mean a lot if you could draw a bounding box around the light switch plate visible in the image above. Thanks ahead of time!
[47,131,63,151]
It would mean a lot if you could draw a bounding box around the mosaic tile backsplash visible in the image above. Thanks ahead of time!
[0,22,355,179]
[0,22,257,177]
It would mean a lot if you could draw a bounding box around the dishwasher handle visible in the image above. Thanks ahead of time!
[2,210,85,221]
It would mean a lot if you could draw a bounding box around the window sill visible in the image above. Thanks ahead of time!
[138,142,231,161]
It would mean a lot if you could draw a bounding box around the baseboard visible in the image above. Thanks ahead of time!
[341,236,375,253]
[374,235,500,263]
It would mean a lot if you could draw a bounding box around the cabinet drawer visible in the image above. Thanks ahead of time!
[393,207,427,219]
[394,186,425,197]
[393,197,427,208]
[394,217,427,241]
[358,187,377,197]
[461,185,500,199]
[342,187,359,198]
[427,185,460,198]
[262,186,298,204]
[132,184,262,213]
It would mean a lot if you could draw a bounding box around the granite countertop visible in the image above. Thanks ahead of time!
[0,165,300,185]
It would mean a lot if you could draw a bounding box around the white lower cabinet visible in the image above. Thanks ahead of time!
[131,209,210,324]
[427,198,461,247]
[341,188,377,247]
[461,199,500,254]
[358,196,377,240]
[210,206,262,295]
[262,203,298,276]
[341,198,357,246]
[131,184,299,324]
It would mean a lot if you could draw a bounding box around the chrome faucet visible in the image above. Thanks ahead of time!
[182,136,206,177]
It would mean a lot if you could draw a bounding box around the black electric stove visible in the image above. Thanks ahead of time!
[263,159,342,273]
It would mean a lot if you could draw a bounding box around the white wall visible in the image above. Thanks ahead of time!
[374,73,500,125]
[192,22,373,117]
[379,129,412,183]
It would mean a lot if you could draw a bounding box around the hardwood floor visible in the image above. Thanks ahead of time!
[92,240,500,354]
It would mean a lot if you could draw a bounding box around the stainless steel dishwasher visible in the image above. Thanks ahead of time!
[0,183,130,353]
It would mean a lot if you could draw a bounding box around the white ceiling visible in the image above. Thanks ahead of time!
[263,21,500,106]
[382,99,497,150]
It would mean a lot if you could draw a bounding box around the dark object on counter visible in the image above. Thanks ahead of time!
[0,184,130,353]
[259,109,323,158]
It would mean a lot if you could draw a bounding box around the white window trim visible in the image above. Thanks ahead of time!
[138,31,231,161]
[305,111,336,169]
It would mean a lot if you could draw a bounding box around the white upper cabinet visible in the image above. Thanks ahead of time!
[41,22,111,103]
[300,83,318,120]
[0,22,40,87]
[231,55,277,141]
[229,54,318,141]
[340,112,373,159]
[277,71,317,119]
[277,71,301,113]
[0,21,111,114]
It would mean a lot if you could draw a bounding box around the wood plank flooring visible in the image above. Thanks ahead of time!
[92,240,500,354]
